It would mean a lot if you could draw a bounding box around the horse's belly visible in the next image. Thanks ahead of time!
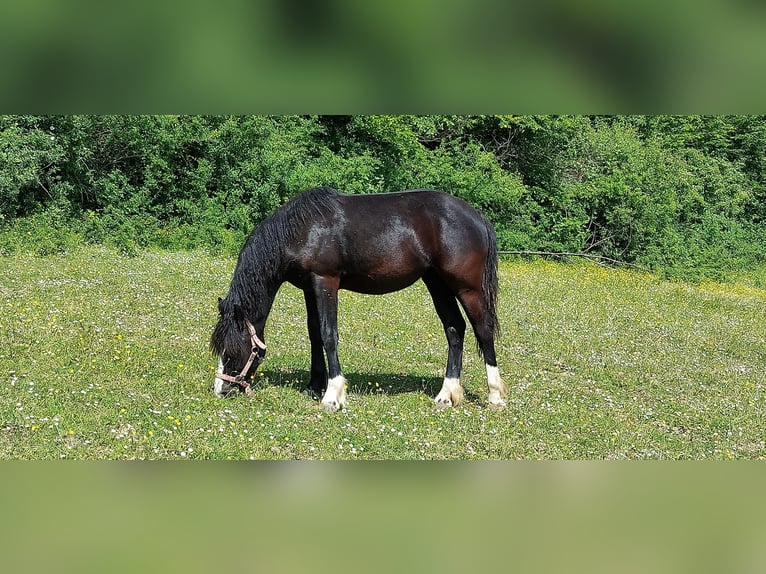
[339,271,421,295]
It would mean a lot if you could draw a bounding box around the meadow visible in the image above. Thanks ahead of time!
[1,246,764,459]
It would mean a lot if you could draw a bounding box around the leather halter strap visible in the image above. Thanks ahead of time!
[215,320,266,395]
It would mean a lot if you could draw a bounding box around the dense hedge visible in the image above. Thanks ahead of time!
[1,115,765,279]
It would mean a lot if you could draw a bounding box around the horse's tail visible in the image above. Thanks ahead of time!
[482,216,501,340]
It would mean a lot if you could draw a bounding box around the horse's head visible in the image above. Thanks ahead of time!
[210,297,267,397]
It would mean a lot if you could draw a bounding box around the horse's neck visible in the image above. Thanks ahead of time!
[256,283,279,325]
[232,261,281,325]
[231,224,288,325]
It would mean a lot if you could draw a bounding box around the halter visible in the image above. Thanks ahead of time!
[215,320,266,396]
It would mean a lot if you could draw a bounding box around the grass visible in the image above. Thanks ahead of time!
[1,246,765,459]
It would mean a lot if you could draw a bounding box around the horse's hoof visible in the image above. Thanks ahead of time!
[322,400,341,413]
[434,396,452,409]
[303,388,321,401]
[320,376,346,412]
[488,398,507,409]
[435,378,463,408]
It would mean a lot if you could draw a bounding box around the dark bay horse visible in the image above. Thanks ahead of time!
[210,186,507,411]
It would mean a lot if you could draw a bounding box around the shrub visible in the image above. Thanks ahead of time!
[0,208,81,256]
[2,115,765,282]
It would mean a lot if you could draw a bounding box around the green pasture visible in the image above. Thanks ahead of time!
[1,247,764,459]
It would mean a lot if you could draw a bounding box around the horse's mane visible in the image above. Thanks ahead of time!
[211,187,342,355]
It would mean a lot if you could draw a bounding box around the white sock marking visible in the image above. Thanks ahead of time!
[486,364,507,406]
[435,377,464,407]
[321,375,347,411]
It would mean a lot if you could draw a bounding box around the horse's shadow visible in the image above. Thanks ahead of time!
[260,368,483,403]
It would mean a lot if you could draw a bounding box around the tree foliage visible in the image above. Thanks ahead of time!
[1,114,764,279]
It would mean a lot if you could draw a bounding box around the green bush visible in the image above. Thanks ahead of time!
[0,209,81,256]
[2,115,765,282]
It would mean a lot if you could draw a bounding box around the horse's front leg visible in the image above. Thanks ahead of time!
[310,274,347,412]
[303,288,328,398]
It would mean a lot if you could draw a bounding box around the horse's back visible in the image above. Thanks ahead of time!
[340,190,493,285]
[341,189,490,244]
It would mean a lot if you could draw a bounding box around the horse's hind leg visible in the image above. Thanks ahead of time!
[456,289,507,408]
[423,273,466,408]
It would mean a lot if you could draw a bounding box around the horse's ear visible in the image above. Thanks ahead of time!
[217,297,224,313]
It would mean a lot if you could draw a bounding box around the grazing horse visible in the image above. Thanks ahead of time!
[210,186,507,411]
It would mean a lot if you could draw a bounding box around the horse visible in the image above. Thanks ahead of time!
[210,186,507,411]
